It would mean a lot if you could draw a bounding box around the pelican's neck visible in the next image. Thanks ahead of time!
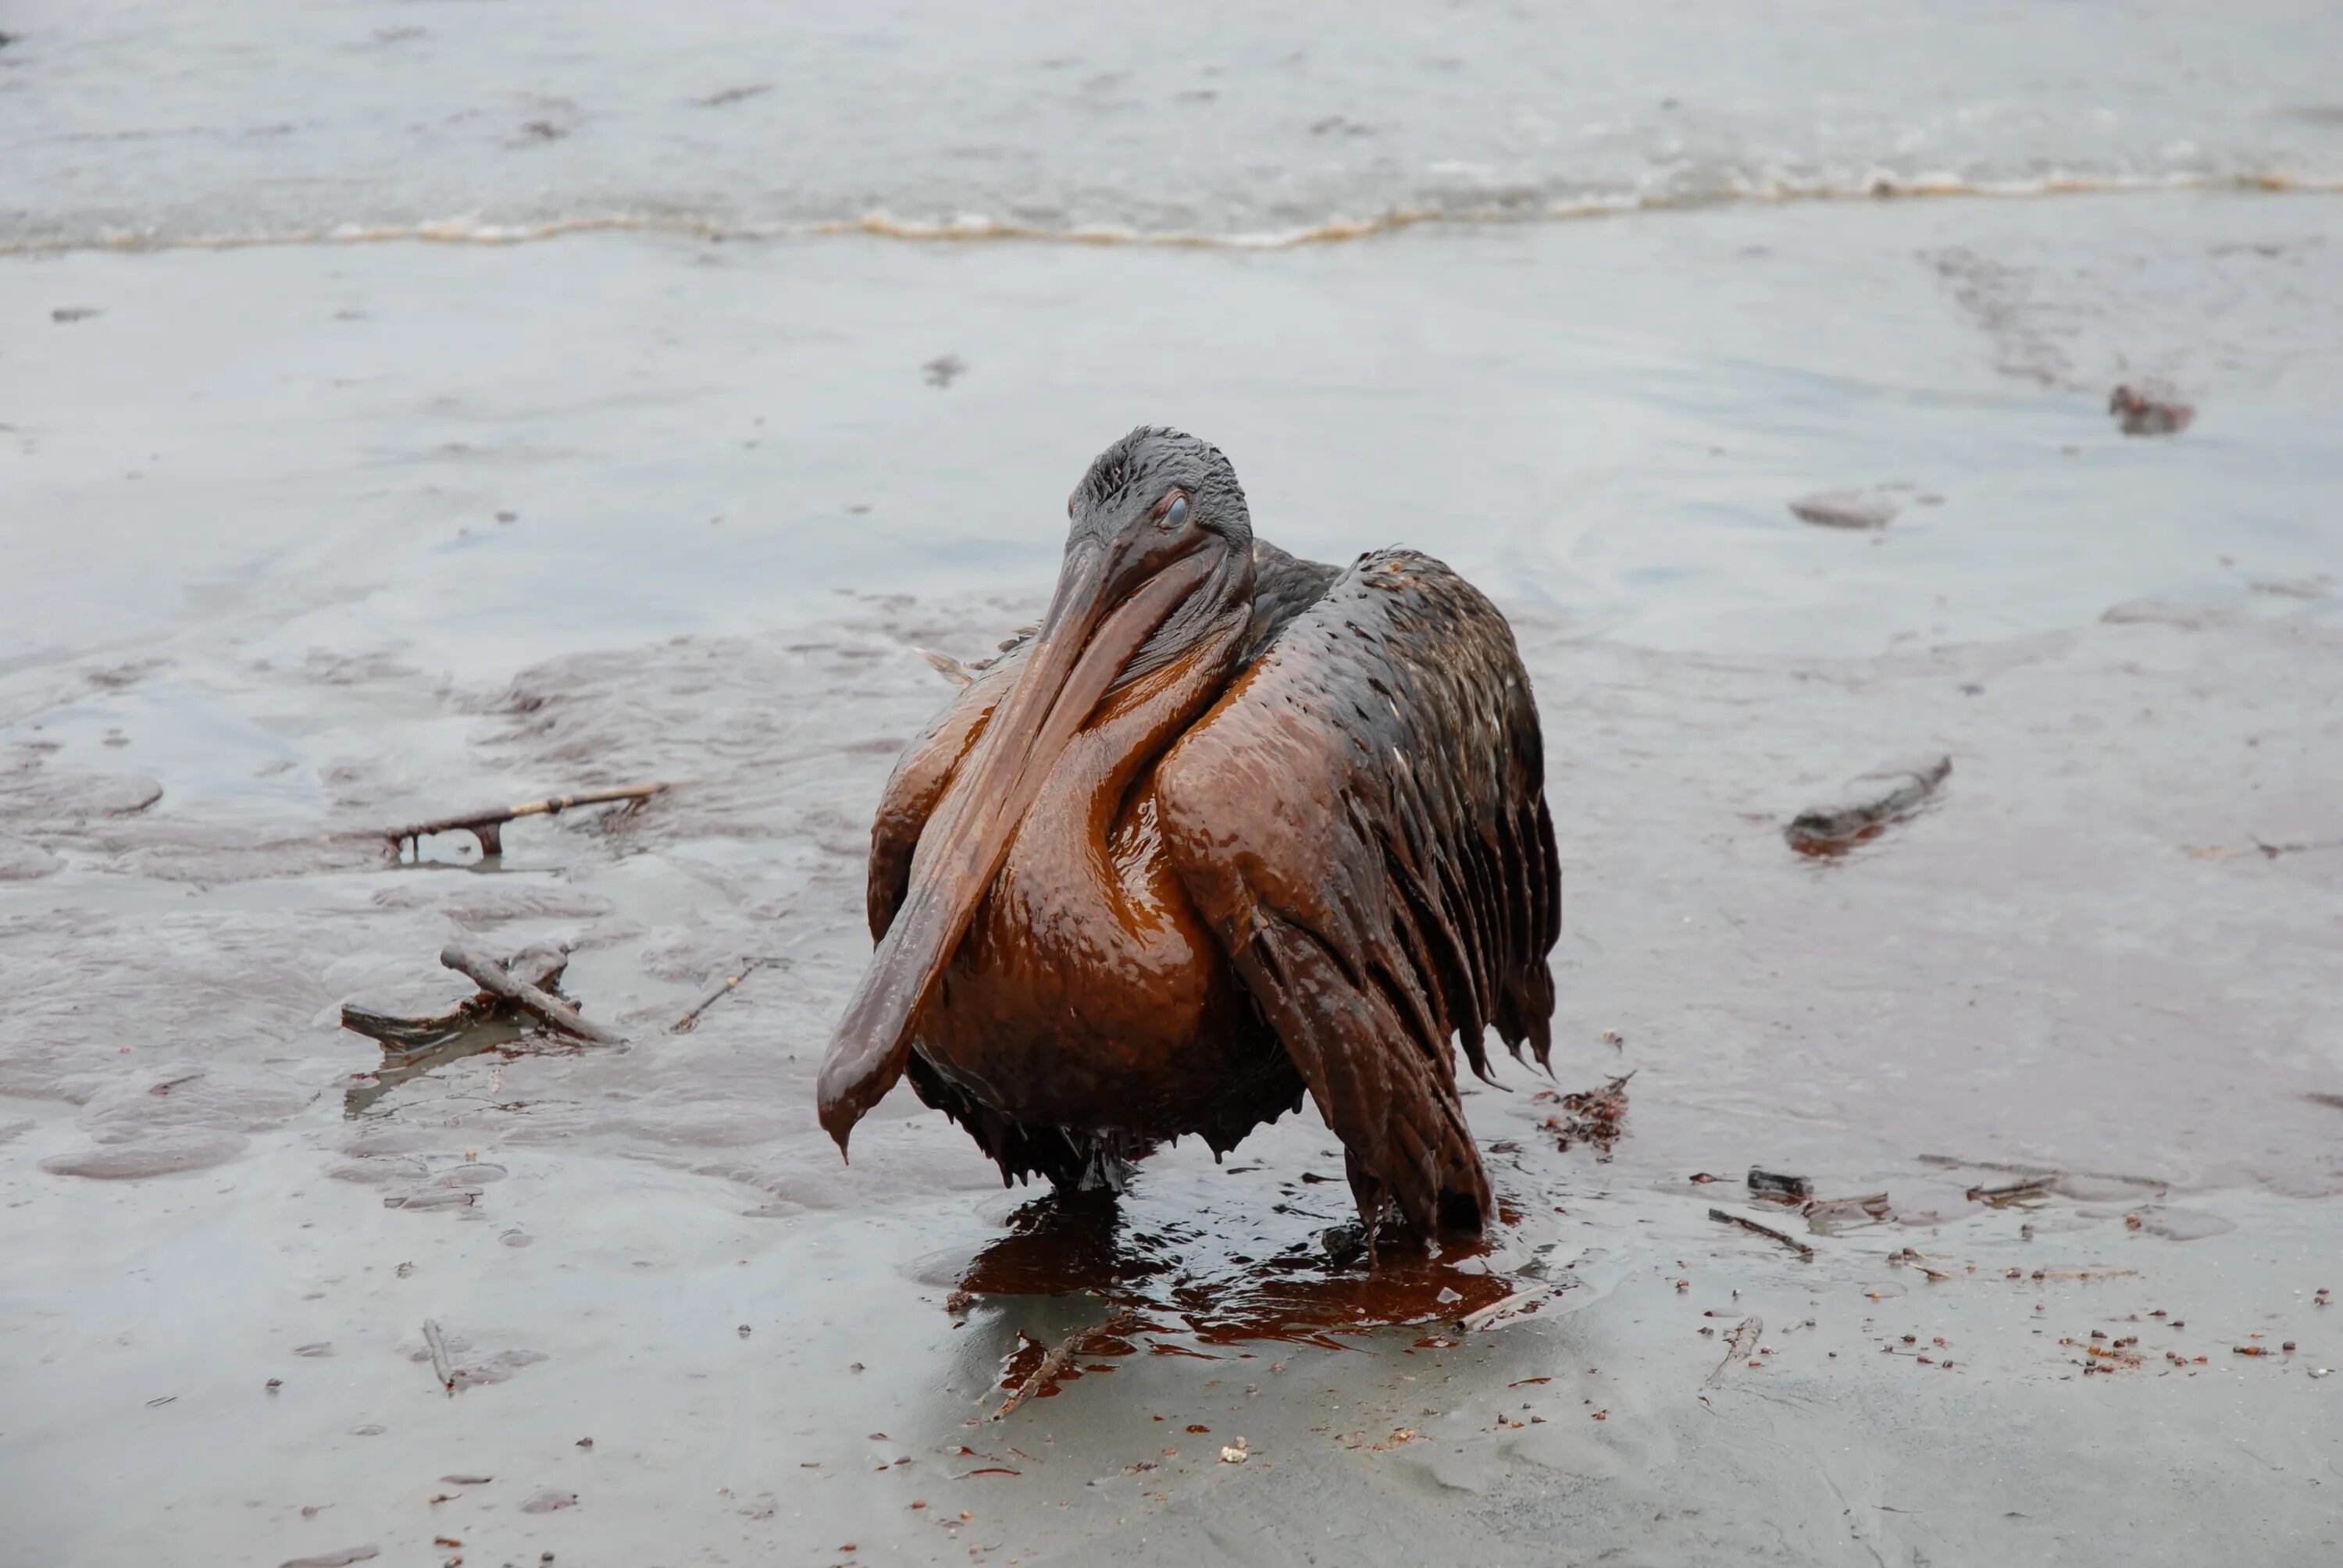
[1084,598,1253,814]
[1068,544,1258,819]
[1001,591,1250,923]
[958,546,1257,949]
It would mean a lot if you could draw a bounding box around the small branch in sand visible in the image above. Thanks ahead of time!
[1709,1208,1815,1261]
[440,943,619,1045]
[994,1312,1135,1421]
[2248,836,2343,860]
[1965,1175,2053,1206]
[1706,1315,1764,1385]
[422,1319,455,1393]
[671,957,786,1034]
[380,782,674,861]
[1457,1282,1567,1331]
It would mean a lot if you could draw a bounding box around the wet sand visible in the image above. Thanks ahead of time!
[5,194,2343,1566]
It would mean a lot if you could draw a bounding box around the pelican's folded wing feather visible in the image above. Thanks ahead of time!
[1154,549,1560,1235]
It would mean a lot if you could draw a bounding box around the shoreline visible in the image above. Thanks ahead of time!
[9,171,2343,259]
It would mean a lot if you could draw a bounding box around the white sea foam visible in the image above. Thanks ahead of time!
[5,171,2339,258]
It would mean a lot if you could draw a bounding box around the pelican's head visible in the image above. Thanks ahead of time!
[1054,426,1257,691]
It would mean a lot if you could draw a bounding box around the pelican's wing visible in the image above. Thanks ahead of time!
[1156,550,1560,1236]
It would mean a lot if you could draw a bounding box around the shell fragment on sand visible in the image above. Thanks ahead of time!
[1788,490,1899,529]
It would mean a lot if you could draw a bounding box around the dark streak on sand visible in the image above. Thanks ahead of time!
[1785,755,1952,856]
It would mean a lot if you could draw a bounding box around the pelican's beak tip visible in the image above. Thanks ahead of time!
[817,1097,856,1161]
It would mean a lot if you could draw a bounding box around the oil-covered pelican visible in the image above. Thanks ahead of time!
[818,427,1560,1242]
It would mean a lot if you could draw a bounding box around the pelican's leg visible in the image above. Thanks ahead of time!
[1343,1148,1389,1267]
[1069,1135,1143,1195]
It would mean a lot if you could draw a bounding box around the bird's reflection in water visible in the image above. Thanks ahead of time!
[956,1186,1523,1350]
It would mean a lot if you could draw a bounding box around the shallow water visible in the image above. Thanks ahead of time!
[9,0,2343,248]
[9,196,2340,685]
[5,6,2343,1566]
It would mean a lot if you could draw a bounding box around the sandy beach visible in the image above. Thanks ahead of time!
[5,6,2341,1565]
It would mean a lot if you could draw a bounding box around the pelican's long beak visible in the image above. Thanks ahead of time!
[815,536,1212,1153]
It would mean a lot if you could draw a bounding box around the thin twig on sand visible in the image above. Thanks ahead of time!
[440,943,619,1045]
[381,782,674,860]
[994,1312,1136,1421]
[1965,1175,2053,1206]
[422,1319,455,1392]
[1709,1207,1816,1260]
[1706,1315,1764,1386]
[1457,1282,1567,1331]
[671,957,785,1034]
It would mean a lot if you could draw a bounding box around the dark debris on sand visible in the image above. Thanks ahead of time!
[1541,1071,1633,1157]
[2109,383,2195,436]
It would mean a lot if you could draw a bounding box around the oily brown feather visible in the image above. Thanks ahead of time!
[1154,548,1561,1237]
[860,545,1344,1191]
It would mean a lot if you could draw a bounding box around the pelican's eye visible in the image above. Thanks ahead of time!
[1158,493,1190,529]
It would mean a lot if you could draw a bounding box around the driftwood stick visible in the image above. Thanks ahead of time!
[342,944,573,1049]
[1709,1207,1816,1260]
[382,782,675,860]
[671,957,785,1034]
[439,943,619,1045]
[994,1312,1134,1421]
[422,1318,455,1392]
[501,943,573,995]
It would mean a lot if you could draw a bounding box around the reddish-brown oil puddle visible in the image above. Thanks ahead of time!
[959,1190,1520,1352]
[994,1327,1143,1398]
